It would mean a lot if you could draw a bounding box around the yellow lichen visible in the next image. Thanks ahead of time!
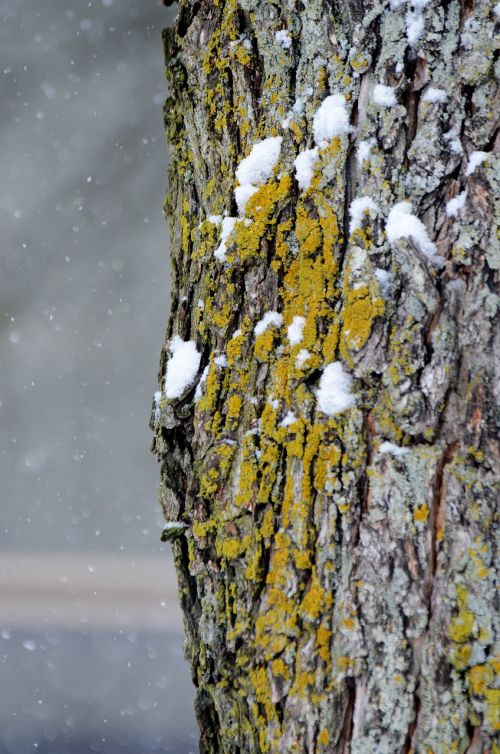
[414,504,430,523]
[340,284,385,356]
[318,729,330,745]
[448,585,476,643]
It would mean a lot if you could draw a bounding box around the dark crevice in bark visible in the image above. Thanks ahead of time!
[338,678,356,752]
[244,20,264,123]
[176,1,201,38]
[403,687,420,754]
[196,687,223,754]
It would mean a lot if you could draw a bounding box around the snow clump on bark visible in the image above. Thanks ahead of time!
[254,311,283,337]
[165,337,201,399]
[386,201,443,267]
[317,362,355,416]
[373,84,397,107]
[235,136,283,213]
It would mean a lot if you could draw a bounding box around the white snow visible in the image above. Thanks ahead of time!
[214,354,228,367]
[349,196,378,234]
[214,216,237,261]
[294,148,319,191]
[465,150,490,177]
[207,214,222,225]
[194,364,210,403]
[373,84,397,107]
[295,349,311,368]
[374,268,391,298]
[254,311,283,337]
[153,390,162,425]
[446,190,468,218]
[386,201,442,267]
[390,0,430,46]
[379,441,409,457]
[423,87,447,103]
[197,299,204,310]
[234,136,283,216]
[317,362,355,416]
[162,521,188,531]
[405,10,425,46]
[165,337,202,399]
[282,97,304,129]
[234,184,258,215]
[443,129,463,155]
[279,411,298,427]
[357,138,375,167]
[275,30,292,49]
[235,137,283,187]
[231,328,242,339]
[312,94,352,147]
[287,315,306,345]
[494,3,500,18]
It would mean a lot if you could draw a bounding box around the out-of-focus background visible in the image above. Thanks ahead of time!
[0,1,198,751]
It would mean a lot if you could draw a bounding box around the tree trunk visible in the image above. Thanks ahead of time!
[151,1,499,752]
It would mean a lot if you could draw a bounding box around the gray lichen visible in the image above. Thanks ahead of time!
[153,1,499,752]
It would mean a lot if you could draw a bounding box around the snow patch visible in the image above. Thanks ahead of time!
[374,268,391,298]
[294,148,319,191]
[162,521,188,532]
[207,214,222,225]
[234,136,282,216]
[279,411,298,428]
[313,94,352,147]
[317,362,355,416]
[282,97,304,129]
[287,316,306,345]
[443,129,463,155]
[446,190,468,218]
[349,196,378,234]
[194,365,210,403]
[165,337,202,399]
[465,151,490,177]
[405,10,425,46]
[379,441,409,457]
[254,311,283,337]
[214,216,237,261]
[423,87,447,103]
[295,349,311,368]
[357,138,375,167]
[373,84,397,107]
[275,30,292,49]
[386,201,442,267]
[234,184,258,215]
[153,391,162,425]
[235,137,283,187]
[214,354,228,367]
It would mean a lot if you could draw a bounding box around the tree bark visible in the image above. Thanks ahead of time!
[151,1,499,752]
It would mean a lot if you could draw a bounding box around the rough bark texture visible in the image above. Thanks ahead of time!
[151,1,499,752]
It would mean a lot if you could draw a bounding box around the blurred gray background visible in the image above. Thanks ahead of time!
[0,1,197,751]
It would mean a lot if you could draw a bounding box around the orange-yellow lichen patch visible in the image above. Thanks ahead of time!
[318,729,330,746]
[316,623,332,663]
[448,585,476,644]
[301,571,332,622]
[414,503,430,523]
[340,284,385,356]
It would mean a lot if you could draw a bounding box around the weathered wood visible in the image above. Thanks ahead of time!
[152,1,499,751]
